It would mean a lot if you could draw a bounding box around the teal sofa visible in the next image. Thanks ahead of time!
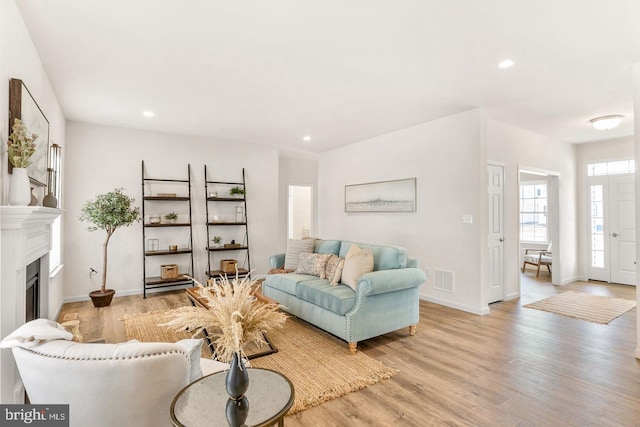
[263,240,426,354]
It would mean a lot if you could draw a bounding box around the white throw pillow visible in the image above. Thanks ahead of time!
[0,319,73,349]
[341,244,374,290]
[284,238,316,270]
[175,338,204,382]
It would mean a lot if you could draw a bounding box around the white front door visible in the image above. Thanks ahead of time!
[488,164,505,303]
[609,175,636,285]
[587,174,636,285]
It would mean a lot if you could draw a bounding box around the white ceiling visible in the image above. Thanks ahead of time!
[16,0,640,153]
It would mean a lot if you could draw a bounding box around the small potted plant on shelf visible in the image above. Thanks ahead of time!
[212,236,222,248]
[164,212,178,223]
[79,188,140,307]
[229,186,245,198]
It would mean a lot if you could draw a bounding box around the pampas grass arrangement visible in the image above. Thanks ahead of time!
[161,274,287,363]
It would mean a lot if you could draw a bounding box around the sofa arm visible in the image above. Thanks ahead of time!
[357,268,426,296]
[269,253,286,269]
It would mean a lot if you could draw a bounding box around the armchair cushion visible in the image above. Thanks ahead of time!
[175,338,204,382]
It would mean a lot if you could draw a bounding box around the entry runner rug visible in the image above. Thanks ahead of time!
[122,309,397,414]
[524,291,636,324]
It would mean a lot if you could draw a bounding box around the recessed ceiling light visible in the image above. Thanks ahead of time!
[303,136,311,141]
[142,111,154,118]
[590,115,623,130]
[498,59,515,69]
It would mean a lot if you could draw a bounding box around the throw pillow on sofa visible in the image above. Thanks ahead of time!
[325,254,345,285]
[284,238,316,270]
[296,252,331,277]
[341,244,374,290]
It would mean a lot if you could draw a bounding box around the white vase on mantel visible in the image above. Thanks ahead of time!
[8,168,31,206]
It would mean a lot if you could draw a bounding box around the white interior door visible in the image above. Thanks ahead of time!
[609,175,636,285]
[488,164,504,303]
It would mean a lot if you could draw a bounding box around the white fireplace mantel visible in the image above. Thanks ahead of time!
[0,206,61,403]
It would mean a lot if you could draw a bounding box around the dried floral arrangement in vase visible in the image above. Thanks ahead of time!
[162,274,287,401]
[162,275,287,363]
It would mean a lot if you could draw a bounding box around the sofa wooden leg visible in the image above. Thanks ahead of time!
[348,342,357,355]
[409,325,417,336]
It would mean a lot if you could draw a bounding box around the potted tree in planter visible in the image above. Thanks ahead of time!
[80,188,141,307]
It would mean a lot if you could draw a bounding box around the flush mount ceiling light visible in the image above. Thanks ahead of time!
[302,136,311,141]
[498,59,514,69]
[590,115,623,130]
[142,111,154,118]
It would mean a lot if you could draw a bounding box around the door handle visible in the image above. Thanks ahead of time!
[499,238,505,242]
[611,233,619,237]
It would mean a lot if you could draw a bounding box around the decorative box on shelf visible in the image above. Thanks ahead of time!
[220,259,237,274]
[161,264,179,279]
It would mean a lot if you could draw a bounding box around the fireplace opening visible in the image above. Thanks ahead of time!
[25,259,40,322]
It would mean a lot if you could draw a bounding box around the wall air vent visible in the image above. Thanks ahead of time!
[434,269,455,293]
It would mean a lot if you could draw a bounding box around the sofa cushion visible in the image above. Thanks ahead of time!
[284,238,316,270]
[341,244,374,290]
[314,239,341,255]
[295,252,331,277]
[264,273,318,296]
[339,241,407,270]
[295,279,356,315]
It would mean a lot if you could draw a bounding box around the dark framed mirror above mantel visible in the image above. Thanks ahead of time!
[8,78,50,187]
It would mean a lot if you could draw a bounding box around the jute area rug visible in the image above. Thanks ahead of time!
[524,291,636,324]
[121,309,397,414]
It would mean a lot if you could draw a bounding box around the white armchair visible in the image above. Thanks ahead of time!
[522,241,552,277]
[1,319,227,427]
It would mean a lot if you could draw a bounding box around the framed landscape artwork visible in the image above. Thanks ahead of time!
[8,78,50,187]
[345,178,416,212]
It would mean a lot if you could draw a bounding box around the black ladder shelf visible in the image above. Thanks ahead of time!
[141,161,195,298]
[204,165,251,280]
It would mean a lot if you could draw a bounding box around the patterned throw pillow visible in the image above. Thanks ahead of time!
[341,244,374,290]
[324,254,345,285]
[295,252,331,277]
[283,238,316,270]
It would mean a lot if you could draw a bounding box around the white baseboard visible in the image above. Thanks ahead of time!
[63,285,192,304]
[559,276,582,286]
[419,294,489,315]
[505,292,520,301]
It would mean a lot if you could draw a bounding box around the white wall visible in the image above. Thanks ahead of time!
[576,136,635,279]
[318,109,489,315]
[64,121,279,300]
[0,0,66,317]
[487,119,578,297]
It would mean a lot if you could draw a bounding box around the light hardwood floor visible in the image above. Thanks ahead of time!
[57,274,640,426]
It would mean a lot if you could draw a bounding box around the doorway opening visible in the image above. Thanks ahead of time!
[518,167,560,290]
[288,185,313,239]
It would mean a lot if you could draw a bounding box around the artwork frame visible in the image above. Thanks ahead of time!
[345,178,416,212]
[8,78,50,187]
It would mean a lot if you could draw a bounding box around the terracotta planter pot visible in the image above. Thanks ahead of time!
[89,289,116,307]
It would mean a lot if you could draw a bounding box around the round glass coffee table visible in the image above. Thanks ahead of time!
[170,368,294,427]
